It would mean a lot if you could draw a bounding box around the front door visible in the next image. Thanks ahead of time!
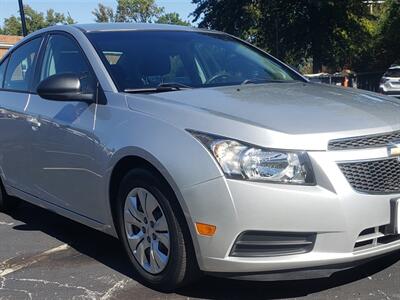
[28,33,106,222]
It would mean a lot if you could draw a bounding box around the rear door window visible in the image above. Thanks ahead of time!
[385,69,400,78]
[4,38,42,92]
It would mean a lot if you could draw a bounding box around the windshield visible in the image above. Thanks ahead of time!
[385,68,400,78]
[87,30,303,92]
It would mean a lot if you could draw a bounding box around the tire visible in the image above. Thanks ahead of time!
[115,168,201,291]
[0,181,20,212]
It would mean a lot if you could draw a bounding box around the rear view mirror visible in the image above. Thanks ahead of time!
[37,73,94,102]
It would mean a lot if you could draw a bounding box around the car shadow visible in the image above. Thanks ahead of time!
[6,200,400,299]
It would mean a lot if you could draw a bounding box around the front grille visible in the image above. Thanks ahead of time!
[338,158,400,194]
[354,225,400,251]
[230,231,316,257]
[328,130,400,150]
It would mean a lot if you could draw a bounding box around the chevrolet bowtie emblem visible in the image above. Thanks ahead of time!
[388,142,400,159]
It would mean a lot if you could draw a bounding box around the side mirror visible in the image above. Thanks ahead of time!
[37,73,94,102]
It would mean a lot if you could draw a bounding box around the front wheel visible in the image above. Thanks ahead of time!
[115,168,200,291]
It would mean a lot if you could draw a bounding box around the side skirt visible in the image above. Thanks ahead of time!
[5,184,118,238]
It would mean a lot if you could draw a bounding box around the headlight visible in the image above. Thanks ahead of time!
[190,131,315,185]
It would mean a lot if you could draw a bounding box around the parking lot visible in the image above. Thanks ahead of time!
[0,201,399,300]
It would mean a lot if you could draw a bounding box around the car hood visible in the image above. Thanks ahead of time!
[136,82,400,135]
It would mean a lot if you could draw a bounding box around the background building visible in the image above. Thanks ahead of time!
[0,35,22,58]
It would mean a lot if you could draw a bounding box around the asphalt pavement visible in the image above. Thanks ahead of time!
[0,200,400,300]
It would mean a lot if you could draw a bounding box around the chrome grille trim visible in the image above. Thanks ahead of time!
[338,158,400,194]
[328,130,400,150]
[354,225,400,252]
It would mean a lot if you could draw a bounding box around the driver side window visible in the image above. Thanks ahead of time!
[39,34,95,95]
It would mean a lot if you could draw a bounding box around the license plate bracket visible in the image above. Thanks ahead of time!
[390,199,400,234]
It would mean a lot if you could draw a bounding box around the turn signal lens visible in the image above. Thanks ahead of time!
[195,222,217,236]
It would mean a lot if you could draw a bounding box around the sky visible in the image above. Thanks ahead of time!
[0,0,198,26]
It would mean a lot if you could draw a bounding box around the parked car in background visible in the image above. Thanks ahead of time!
[380,65,400,98]
[0,23,400,291]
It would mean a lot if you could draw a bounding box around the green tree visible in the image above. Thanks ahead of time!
[374,0,400,68]
[93,3,116,22]
[192,0,373,73]
[1,5,75,36]
[156,12,190,26]
[46,9,74,25]
[93,0,164,23]
[260,1,372,72]
[192,0,258,39]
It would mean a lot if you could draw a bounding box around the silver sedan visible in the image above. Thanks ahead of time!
[0,23,400,291]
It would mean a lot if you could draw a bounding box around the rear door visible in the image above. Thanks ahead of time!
[0,37,42,193]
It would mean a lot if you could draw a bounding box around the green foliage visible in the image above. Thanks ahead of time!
[116,0,163,22]
[192,0,379,73]
[156,13,190,26]
[93,0,190,28]
[92,3,116,22]
[1,5,75,36]
[192,0,259,40]
[374,0,400,68]
[93,0,164,23]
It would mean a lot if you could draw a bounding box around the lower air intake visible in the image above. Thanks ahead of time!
[354,225,400,251]
[230,231,316,257]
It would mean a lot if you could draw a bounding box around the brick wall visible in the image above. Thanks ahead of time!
[0,35,23,58]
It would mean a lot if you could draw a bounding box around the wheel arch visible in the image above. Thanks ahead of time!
[107,148,202,266]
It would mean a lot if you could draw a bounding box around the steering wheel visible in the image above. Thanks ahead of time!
[205,72,234,84]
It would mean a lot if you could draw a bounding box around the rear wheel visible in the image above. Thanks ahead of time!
[0,182,20,212]
[115,168,200,291]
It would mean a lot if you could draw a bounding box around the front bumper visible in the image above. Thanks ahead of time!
[206,251,399,281]
[182,148,400,275]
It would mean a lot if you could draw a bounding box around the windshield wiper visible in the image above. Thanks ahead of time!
[241,78,268,85]
[241,78,291,85]
[158,82,192,90]
[124,82,192,94]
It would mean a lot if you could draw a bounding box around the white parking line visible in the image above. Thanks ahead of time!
[0,244,69,277]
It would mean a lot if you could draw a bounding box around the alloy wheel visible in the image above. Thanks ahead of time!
[124,187,170,274]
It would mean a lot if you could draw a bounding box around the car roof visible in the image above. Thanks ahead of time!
[7,23,220,52]
[72,23,209,33]
[4,23,224,60]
